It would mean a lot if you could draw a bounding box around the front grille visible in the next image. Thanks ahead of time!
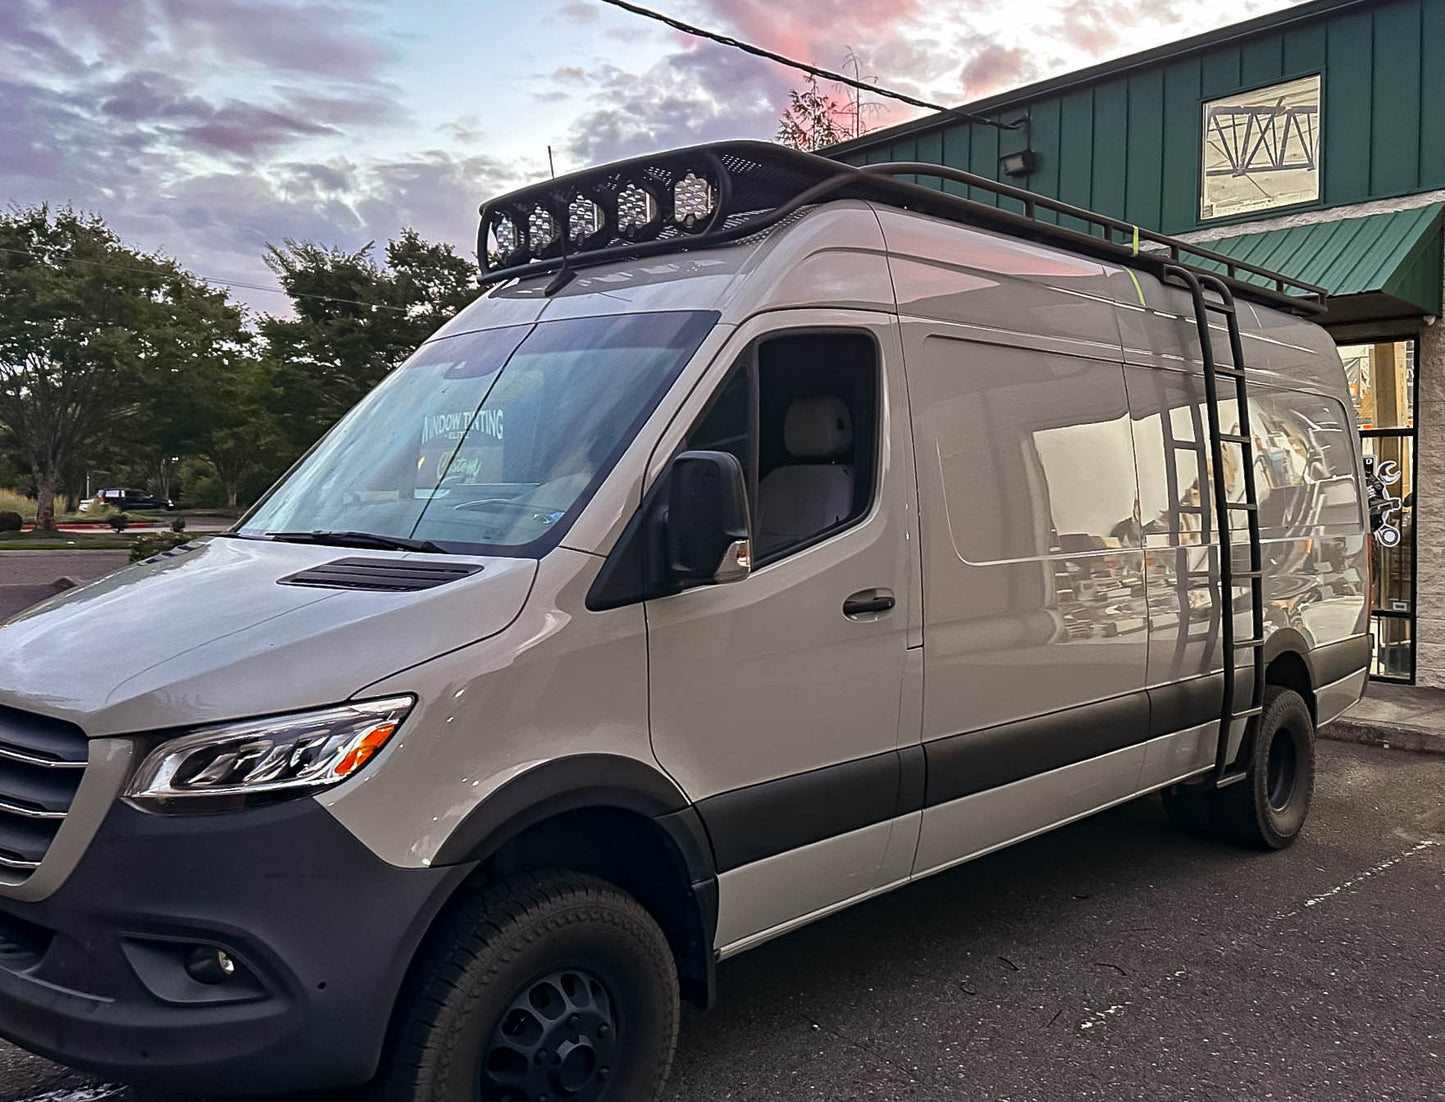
[0,706,88,874]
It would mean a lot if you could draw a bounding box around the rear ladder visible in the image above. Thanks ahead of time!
[1163,265,1266,788]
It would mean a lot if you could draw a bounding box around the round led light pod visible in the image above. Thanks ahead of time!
[568,194,606,246]
[615,181,660,239]
[527,204,560,256]
[673,170,716,232]
[487,214,524,265]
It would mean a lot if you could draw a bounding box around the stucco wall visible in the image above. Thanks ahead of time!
[1415,292,1445,687]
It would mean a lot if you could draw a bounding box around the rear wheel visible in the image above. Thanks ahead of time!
[376,871,679,1102]
[1163,685,1315,850]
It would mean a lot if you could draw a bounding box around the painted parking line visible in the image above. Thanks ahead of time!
[14,1086,126,1102]
[1290,838,1439,915]
[1076,838,1442,1033]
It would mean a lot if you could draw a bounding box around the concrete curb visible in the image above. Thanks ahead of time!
[1320,718,1445,756]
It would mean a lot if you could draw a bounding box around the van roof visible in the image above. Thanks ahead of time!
[476,140,1326,318]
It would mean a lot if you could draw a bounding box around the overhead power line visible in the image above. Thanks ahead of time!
[0,244,411,313]
[594,0,1018,132]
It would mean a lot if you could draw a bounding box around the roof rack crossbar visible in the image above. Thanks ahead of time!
[474,141,1325,316]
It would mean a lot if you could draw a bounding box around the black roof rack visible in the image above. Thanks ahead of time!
[476,140,1326,316]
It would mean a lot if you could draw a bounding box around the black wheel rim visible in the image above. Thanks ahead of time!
[1266,726,1298,812]
[480,969,619,1102]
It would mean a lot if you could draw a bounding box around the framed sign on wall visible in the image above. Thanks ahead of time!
[1200,74,1322,221]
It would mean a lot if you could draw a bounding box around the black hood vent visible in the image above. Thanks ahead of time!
[278,557,484,593]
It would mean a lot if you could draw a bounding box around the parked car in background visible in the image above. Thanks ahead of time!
[95,487,171,510]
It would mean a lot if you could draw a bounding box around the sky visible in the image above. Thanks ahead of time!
[1,0,1305,314]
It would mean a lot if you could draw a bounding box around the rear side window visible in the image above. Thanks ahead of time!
[1130,368,1361,538]
[685,331,879,565]
[911,337,1137,564]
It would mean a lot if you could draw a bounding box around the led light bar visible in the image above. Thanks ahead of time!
[477,148,737,285]
[473,140,1327,316]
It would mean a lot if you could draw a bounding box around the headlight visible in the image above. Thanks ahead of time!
[125,696,414,811]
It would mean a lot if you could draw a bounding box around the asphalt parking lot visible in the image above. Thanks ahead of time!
[1,740,1441,1101]
[0,551,130,621]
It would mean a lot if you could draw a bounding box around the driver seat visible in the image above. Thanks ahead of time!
[756,396,854,557]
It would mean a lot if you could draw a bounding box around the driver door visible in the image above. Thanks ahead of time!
[644,312,921,954]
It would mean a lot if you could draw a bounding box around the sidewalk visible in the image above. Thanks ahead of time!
[1326,680,1445,755]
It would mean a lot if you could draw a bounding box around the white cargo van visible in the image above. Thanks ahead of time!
[0,142,1372,1101]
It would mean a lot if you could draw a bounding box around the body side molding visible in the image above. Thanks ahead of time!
[695,748,917,874]
[923,691,1151,807]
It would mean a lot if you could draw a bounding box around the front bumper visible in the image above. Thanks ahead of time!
[0,796,470,1093]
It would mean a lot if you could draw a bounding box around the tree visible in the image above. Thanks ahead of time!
[776,74,854,152]
[0,206,241,530]
[259,229,480,459]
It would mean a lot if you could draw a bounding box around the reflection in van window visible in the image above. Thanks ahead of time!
[242,311,717,554]
[1130,370,1361,541]
[915,339,1137,564]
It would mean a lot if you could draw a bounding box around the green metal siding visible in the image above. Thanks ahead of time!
[837,0,1445,237]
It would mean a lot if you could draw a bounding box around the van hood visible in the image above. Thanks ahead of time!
[0,537,537,736]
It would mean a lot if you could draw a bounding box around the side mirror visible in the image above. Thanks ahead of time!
[666,450,752,586]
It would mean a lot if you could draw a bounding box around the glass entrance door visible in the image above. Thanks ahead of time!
[1340,339,1417,681]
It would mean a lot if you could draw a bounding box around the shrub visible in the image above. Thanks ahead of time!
[0,511,21,532]
[130,532,194,563]
[0,490,35,522]
[107,513,130,532]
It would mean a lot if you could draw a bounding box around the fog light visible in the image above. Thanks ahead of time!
[185,945,237,985]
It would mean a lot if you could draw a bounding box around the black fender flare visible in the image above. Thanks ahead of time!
[430,753,719,1007]
[1248,629,1369,701]
[1262,626,1312,670]
[431,752,716,887]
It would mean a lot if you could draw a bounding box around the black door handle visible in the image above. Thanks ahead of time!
[843,590,896,617]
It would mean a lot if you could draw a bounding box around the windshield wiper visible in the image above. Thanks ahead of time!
[266,530,450,554]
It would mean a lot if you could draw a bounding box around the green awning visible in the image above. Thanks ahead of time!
[1204,203,1444,326]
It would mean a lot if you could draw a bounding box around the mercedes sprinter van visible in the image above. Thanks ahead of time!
[0,143,1371,1102]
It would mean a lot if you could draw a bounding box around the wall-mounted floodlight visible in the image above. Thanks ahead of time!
[999,150,1038,178]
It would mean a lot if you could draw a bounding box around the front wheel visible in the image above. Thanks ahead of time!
[1163,685,1316,850]
[377,871,679,1102]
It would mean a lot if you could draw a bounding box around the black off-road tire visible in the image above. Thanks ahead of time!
[375,871,679,1102]
[1217,686,1315,849]
[1163,685,1316,850]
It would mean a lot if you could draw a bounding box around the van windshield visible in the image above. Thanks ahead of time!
[240,311,717,556]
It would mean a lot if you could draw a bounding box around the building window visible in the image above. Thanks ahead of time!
[1341,339,1417,681]
[1200,74,1322,221]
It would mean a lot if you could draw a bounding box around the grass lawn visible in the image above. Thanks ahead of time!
[0,530,135,550]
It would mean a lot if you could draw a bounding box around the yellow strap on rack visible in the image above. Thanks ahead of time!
[1124,224,1146,306]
